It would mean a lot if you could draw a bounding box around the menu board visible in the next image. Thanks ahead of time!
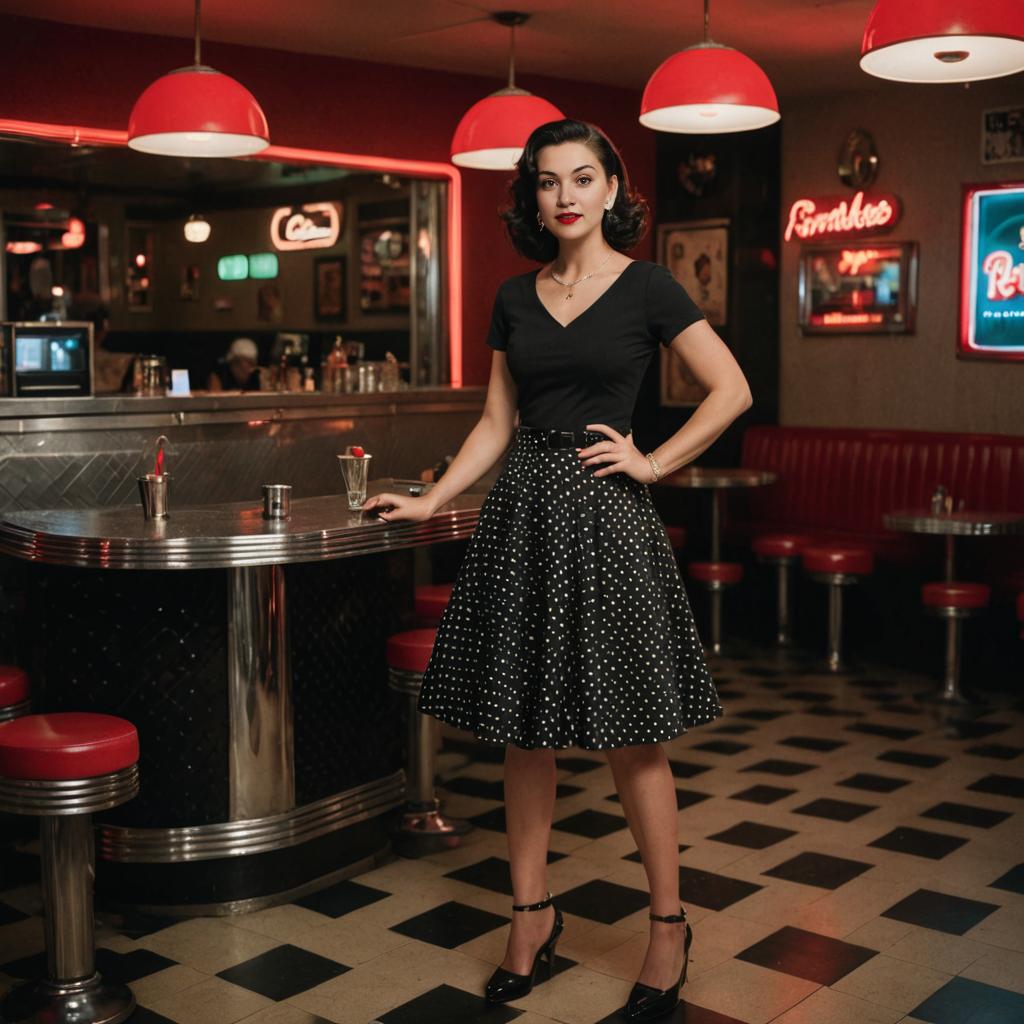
[959,182,1024,361]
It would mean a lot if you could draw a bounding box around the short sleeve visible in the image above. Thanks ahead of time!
[485,283,510,351]
[646,262,705,347]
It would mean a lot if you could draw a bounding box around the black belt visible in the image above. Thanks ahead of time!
[517,425,603,449]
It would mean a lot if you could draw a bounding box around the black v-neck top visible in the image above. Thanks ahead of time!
[486,259,705,435]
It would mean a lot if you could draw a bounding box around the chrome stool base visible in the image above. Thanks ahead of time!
[757,555,797,647]
[916,606,988,706]
[2,973,135,1024]
[388,666,472,857]
[391,800,472,857]
[808,572,862,674]
[699,581,740,657]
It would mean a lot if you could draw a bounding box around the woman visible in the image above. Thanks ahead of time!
[362,118,751,1021]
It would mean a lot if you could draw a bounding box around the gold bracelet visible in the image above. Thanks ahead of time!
[645,451,662,482]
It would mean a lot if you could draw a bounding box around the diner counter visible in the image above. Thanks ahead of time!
[2,484,487,915]
[0,480,479,569]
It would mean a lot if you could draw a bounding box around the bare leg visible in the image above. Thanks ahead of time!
[501,743,557,973]
[606,744,688,990]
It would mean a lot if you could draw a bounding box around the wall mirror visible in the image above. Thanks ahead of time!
[0,121,462,393]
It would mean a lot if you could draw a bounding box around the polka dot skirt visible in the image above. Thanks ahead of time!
[417,426,724,750]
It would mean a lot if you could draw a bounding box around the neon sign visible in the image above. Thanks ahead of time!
[835,248,903,275]
[959,183,1024,361]
[270,202,342,251]
[784,191,900,242]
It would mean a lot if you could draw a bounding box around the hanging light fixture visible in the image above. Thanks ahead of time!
[640,0,779,134]
[860,0,1024,84]
[184,214,212,243]
[451,12,564,170]
[128,0,269,158]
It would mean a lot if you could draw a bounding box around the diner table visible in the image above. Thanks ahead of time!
[883,509,1024,580]
[657,466,779,560]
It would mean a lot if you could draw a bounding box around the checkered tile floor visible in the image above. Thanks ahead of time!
[2,645,1023,1024]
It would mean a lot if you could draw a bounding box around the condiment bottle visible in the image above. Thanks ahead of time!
[323,336,348,394]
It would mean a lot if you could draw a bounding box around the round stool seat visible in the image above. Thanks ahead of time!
[753,534,805,559]
[0,713,139,781]
[665,525,686,550]
[803,545,874,576]
[922,581,991,610]
[415,583,454,624]
[0,665,29,708]
[689,561,743,585]
[386,627,438,674]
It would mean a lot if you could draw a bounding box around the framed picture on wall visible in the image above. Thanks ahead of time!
[656,219,728,407]
[314,256,346,320]
[982,106,1024,165]
[797,241,918,335]
[656,219,729,326]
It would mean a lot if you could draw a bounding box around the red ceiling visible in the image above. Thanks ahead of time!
[1,0,893,101]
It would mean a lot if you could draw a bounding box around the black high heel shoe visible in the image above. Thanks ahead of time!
[484,891,563,1004]
[624,905,693,1022]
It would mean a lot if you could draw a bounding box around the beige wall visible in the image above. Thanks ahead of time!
[781,77,1024,435]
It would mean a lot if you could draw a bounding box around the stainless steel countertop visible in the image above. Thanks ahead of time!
[0,386,487,431]
[0,478,484,570]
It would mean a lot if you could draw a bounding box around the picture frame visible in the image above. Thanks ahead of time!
[314,255,346,320]
[656,219,728,407]
[657,219,729,327]
[982,106,1024,165]
[797,241,918,335]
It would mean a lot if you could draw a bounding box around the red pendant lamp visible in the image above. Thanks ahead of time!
[451,12,564,170]
[128,0,269,158]
[861,0,1024,84]
[640,0,779,134]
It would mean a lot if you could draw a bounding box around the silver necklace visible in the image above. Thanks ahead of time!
[551,250,614,301]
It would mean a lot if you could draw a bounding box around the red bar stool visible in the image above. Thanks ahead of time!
[688,562,743,656]
[0,665,30,722]
[0,712,140,1024]
[414,582,454,627]
[802,545,874,672]
[386,628,470,855]
[752,534,807,646]
[920,582,991,704]
[665,525,686,553]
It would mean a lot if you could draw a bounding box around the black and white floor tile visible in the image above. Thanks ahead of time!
[2,646,1023,1023]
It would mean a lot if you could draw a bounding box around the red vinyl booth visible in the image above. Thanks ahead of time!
[731,426,1024,585]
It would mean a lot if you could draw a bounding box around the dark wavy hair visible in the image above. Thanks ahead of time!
[499,119,650,263]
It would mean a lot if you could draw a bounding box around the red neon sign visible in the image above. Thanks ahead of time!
[785,191,900,242]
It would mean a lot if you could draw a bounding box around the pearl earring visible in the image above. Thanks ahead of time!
[536,211,545,231]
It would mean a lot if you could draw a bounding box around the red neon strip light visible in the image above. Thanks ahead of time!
[0,119,465,386]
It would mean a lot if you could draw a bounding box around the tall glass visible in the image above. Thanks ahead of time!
[338,453,372,511]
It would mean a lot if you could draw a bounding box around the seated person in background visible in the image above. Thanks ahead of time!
[208,337,261,391]
[67,291,135,394]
